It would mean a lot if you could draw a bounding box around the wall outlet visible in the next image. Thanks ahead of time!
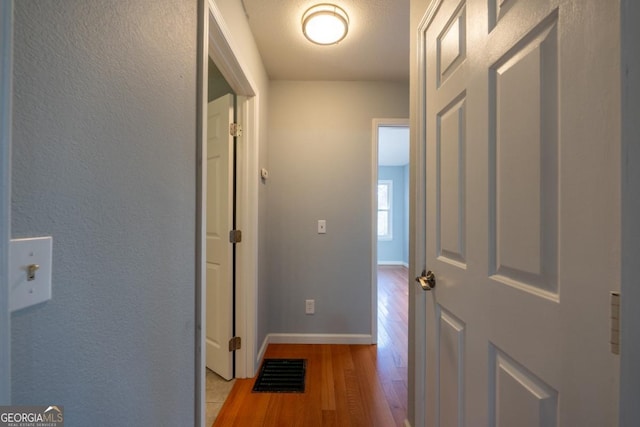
[317,220,326,234]
[305,299,315,315]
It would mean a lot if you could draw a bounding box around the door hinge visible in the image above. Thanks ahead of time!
[229,229,242,243]
[230,123,243,137]
[229,336,242,351]
[610,292,620,355]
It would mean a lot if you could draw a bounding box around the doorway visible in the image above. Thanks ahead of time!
[197,4,260,426]
[372,119,410,422]
[375,122,410,343]
[373,120,410,339]
[376,124,410,269]
[203,59,237,425]
[205,60,236,381]
[372,118,410,341]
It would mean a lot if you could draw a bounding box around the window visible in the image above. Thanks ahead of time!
[378,180,393,240]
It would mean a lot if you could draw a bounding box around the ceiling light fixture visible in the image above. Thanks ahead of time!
[302,3,349,45]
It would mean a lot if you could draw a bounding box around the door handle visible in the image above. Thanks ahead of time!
[415,269,436,291]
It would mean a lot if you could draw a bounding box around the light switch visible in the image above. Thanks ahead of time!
[317,220,326,234]
[10,236,53,312]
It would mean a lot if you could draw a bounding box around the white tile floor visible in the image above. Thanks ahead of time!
[205,368,235,427]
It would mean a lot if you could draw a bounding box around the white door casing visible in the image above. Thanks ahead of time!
[416,0,620,426]
[205,93,234,380]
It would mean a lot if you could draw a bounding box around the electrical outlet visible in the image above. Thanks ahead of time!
[317,220,326,234]
[305,299,315,315]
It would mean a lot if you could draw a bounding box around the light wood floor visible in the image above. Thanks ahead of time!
[213,265,408,426]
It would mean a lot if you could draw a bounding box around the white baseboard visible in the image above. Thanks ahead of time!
[262,333,373,347]
[257,334,269,368]
[378,261,409,267]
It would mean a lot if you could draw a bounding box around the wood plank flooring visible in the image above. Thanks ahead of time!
[213,266,408,427]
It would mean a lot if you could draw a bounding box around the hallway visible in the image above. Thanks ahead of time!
[211,266,408,426]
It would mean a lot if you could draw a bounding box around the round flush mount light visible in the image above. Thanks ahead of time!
[302,4,349,45]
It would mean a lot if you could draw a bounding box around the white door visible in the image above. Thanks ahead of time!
[417,0,620,425]
[206,93,234,380]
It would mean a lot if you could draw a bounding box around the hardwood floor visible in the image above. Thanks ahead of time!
[213,266,408,427]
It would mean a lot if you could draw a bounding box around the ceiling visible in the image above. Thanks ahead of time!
[241,0,410,82]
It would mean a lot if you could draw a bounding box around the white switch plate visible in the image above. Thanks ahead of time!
[10,236,53,312]
[317,220,326,234]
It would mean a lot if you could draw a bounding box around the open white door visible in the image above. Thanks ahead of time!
[416,0,620,425]
[206,93,234,380]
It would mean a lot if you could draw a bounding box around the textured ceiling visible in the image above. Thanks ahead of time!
[241,0,410,81]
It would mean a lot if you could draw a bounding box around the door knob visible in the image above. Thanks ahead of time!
[415,269,436,291]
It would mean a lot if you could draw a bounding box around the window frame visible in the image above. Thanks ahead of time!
[377,179,393,241]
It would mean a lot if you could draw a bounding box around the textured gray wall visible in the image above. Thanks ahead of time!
[267,81,409,336]
[0,0,13,406]
[11,1,197,424]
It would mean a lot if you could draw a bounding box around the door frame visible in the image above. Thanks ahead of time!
[0,0,13,405]
[371,118,409,344]
[407,3,436,424]
[196,0,260,425]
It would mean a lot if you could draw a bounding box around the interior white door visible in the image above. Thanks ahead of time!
[418,0,620,425]
[206,93,234,380]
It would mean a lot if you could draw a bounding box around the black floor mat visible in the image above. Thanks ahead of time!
[252,359,307,393]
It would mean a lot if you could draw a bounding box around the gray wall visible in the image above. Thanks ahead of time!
[0,0,12,405]
[267,81,409,336]
[11,1,197,424]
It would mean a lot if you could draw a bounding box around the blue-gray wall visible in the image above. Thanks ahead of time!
[11,1,197,424]
[377,165,409,265]
[266,81,409,338]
